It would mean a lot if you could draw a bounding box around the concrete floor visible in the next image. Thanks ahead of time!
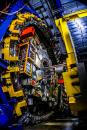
[25,117,87,130]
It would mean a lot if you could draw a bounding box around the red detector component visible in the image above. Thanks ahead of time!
[20,26,35,40]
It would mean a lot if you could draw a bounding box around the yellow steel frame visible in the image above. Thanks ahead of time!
[17,13,33,21]
[1,12,44,116]
[15,100,27,116]
[55,9,87,69]
[7,66,19,72]
[2,36,18,61]
[2,73,10,78]
[2,72,26,116]
[9,19,24,34]
[63,9,87,21]
[19,42,32,77]
[55,18,76,70]
[2,72,24,97]
[2,85,24,97]
[63,67,80,95]
[24,43,30,75]
[55,9,87,103]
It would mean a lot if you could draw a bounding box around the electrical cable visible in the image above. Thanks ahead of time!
[0,5,25,15]
[0,0,15,13]
[2,3,11,12]
[0,3,11,16]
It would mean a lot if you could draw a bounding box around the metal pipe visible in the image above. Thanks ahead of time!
[55,65,64,73]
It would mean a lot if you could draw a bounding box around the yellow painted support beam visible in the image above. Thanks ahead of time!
[69,97,76,104]
[7,66,19,72]
[17,13,31,21]
[15,100,27,116]
[9,19,24,34]
[55,9,87,69]
[6,78,12,84]
[55,18,76,70]
[63,70,80,97]
[63,9,87,21]
[17,13,41,21]
[2,73,12,84]
[9,35,19,41]
[8,85,24,97]
[2,85,24,97]
[2,73,10,78]
[2,37,18,61]
[2,86,8,92]
[55,10,87,104]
